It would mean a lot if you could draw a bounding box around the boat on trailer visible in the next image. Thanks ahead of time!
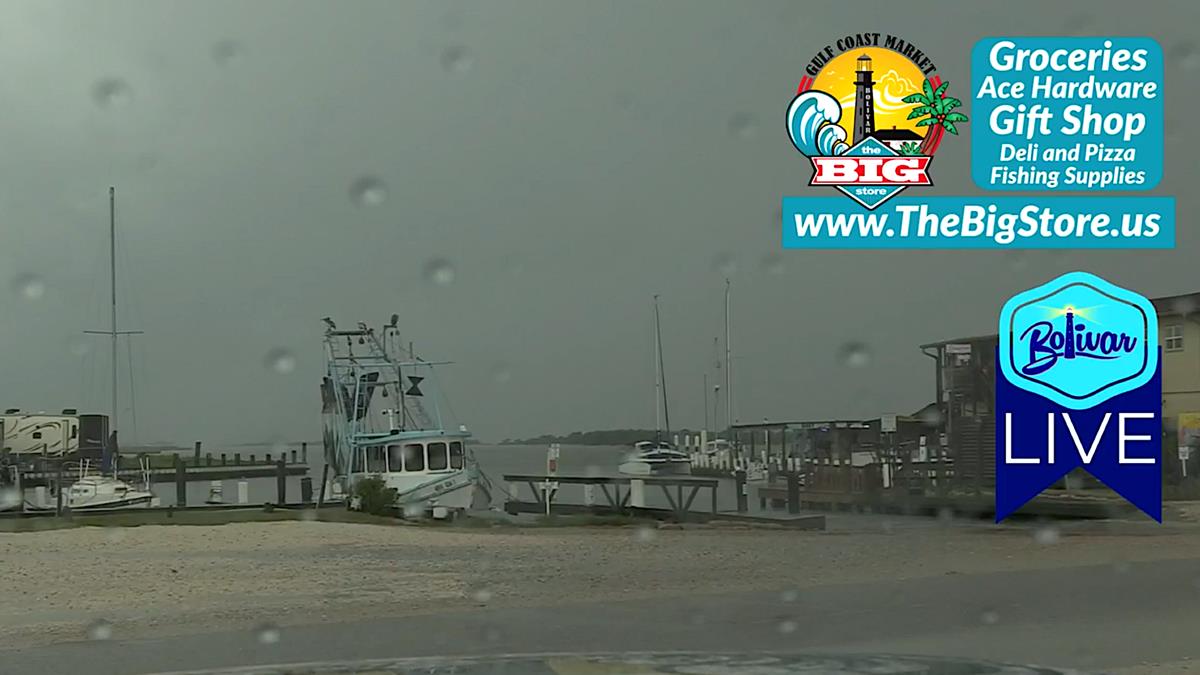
[320,317,489,519]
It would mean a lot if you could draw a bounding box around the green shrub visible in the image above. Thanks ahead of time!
[352,476,397,516]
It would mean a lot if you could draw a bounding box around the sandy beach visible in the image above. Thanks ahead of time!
[3,516,1199,652]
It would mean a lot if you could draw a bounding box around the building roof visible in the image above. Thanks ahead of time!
[871,127,923,141]
[1152,291,1200,316]
[919,334,998,350]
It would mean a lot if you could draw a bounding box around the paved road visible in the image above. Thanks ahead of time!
[4,557,1197,675]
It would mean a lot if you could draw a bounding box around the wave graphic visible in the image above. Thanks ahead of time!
[786,90,848,157]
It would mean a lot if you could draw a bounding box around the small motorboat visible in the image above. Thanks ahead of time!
[618,440,692,476]
[67,474,157,510]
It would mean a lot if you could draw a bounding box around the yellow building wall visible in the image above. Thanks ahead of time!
[1160,317,1200,425]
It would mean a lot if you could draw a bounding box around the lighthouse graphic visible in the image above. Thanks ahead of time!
[852,53,875,144]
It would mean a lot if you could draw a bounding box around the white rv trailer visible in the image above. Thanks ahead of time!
[0,409,108,457]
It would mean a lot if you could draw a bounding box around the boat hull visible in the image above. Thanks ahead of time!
[618,460,692,476]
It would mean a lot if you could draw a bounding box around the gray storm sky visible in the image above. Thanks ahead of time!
[0,0,1194,446]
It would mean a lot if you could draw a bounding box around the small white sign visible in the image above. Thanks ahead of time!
[881,414,898,433]
[945,343,972,354]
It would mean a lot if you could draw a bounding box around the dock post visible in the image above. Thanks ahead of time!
[55,461,64,516]
[250,454,256,464]
[291,450,297,464]
[276,458,287,505]
[317,463,329,509]
[735,469,747,512]
[220,453,227,466]
[787,471,800,514]
[302,442,308,463]
[174,455,187,506]
[301,477,313,504]
[630,478,646,508]
[234,453,241,466]
[193,441,201,465]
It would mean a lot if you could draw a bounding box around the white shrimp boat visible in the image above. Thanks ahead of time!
[321,317,490,518]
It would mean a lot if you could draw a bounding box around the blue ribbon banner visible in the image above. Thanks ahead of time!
[995,352,1161,521]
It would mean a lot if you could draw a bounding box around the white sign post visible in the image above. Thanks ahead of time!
[1180,445,1191,478]
[542,444,560,515]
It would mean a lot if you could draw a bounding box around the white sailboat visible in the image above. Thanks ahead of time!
[620,295,691,476]
[73,187,157,510]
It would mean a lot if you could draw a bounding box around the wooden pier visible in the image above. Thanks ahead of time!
[501,473,825,529]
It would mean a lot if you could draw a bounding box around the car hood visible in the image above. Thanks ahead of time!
[147,651,1091,674]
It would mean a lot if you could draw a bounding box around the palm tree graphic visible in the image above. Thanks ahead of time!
[903,78,969,154]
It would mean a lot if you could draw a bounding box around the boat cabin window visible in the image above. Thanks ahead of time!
[427,442,448,471]
[386,444,404,472]
[366,445,387,473]
[351,448,364,473]
[403,443,424,471]
[449,441,464,469]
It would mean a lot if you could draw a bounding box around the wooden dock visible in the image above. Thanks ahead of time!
[501,473,825,529]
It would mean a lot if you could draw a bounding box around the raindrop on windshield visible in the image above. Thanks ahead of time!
[779,589,799,603]
[1171,296,1197,317]
[777,619,798,634]
[919,407,944,427]
[212,39,244,66]
[728,112,758,139]
[0,487,21,510]
[255,622,281,645]
[87,619,113,641]
[424,258,456,286]
[264,348,297,375]
[712,253,737,277]
[471,587,493,603]
[349,177,387,207]
[1168,41,1200,71]
[761,253,784,276]
[634,525,657,542]
[440,45,474,74]
[979,609,1000,625]
[12,273,46,300]
[1033,525,1061,545]
[492,364,512,384]
[92,78,133,108]
[837,342,871,368]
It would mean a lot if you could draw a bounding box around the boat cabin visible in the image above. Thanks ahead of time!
[348,436,467,475]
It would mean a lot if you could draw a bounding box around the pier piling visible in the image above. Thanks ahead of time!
[301,442,308,463]
[276,459,287,504]
[787,471,800,514]
[193,441,201,464]
[174,455,187,506]
[301,477,313,504]
[735,469,747,512]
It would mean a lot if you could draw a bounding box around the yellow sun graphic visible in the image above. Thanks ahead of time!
[810,48,927,142]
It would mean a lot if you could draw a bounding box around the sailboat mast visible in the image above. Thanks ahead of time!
[724,278,731,442]
[110,187,118,434]
[653,296,662,441]
[654,295,670,439]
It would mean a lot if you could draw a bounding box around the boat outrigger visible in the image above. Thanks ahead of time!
[320,317,490,519]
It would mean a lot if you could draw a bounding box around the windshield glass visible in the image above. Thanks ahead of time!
[0,2,1192,675]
